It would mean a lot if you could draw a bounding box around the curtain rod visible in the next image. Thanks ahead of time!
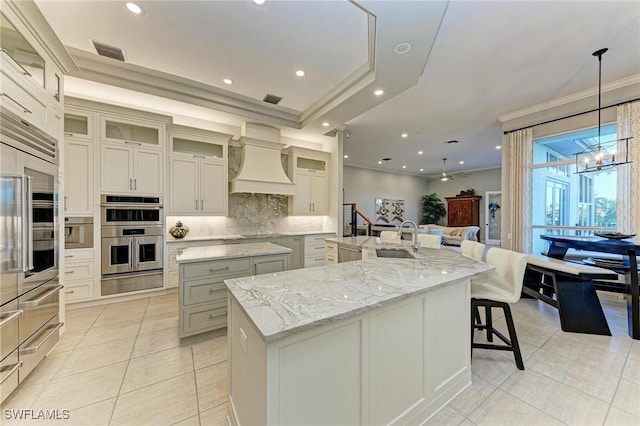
[502,97,640,135]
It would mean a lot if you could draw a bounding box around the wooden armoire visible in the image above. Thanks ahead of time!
[445,195,482,238]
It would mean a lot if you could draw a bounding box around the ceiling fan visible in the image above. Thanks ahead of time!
[427,158,471,181]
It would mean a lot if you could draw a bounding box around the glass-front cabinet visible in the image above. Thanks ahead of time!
[0,12,45,88]
[101,115,164,147]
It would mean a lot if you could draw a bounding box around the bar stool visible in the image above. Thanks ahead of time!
[461,240,485,261]
[379,231,401,243]
[471,247,528,370]
[417,233,442,249]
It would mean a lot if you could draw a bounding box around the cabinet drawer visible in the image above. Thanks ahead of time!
[182,302,227,336]
[63,262,94,281]
[304,256,326,268]
[63,249,94,262]
[182,258,251,279]
[306,234,330,246]
[64,282,94,302]
[183,278,227,306]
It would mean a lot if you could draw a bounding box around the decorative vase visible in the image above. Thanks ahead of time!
[169,221,189,239]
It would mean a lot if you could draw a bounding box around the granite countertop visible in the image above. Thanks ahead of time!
[166,231,335,243]
[176,242,292,264]
[225,241,492,342]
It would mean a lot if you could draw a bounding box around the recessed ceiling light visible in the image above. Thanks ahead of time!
[401,133,408,138]
[344,155,349,159]
[252,0,266,5]
[394,42,412,55]
[295,70,305,77]
[402,165,407,169]
[322,121,330,127]
[374,89,385,96]
[459,161,464,164]
[378,161,382,164]
[420,168,424,172]
[125,2,144,14]
[418,151,423,155]
[495,145,502,150]
[223,78,234,85]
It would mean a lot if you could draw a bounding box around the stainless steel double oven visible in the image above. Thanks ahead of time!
[1,107,63,402]
[100,195,164,295]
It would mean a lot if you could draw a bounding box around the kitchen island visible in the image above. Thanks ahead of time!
[176,242,291,340]
[225,240,492,425]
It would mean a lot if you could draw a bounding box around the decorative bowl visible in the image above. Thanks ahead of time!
[593,232,636,240]
[169,221,189,239]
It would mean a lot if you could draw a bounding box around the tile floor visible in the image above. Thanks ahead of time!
[2,291,639,425]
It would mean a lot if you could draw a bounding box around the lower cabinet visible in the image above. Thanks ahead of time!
[179,253,290,339]
[63,248,96,302]
[304,234,335,267]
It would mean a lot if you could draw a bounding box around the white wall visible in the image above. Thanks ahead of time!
[343,166,429,224]
[426,168,502,241]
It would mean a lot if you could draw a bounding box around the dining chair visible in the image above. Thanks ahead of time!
[471,247,528,370]
[461,240,485,261]
[417,233,442,249]
[379,231,401,243]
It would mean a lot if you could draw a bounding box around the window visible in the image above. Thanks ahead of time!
[531,124,617,254]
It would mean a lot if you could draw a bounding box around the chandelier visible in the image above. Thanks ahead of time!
[574,48,633,174]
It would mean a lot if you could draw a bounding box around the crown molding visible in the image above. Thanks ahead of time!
[499,74,640,123]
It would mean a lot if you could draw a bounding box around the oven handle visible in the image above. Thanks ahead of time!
[19,322,63,355]
[0,310,23,328]
[0,361,23,385]
[19,285,63,308]
[22,175,33,271]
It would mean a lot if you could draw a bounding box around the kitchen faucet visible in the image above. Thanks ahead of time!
[398,220,420,253]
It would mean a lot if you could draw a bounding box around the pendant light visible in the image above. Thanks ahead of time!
[574,48,633,173]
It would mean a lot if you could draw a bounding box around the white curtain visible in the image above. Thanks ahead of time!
[616,101,640,234]
[508,128,533,253]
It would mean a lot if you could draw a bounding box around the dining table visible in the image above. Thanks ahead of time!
[540,234,640,340]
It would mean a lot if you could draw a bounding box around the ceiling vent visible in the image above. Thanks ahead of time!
[263,94,282,105]
[323,128,337,137]
[91,40,126,62]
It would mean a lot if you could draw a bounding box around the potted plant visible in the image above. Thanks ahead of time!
[420,193,446,225]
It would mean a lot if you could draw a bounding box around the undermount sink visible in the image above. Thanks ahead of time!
[375,248,416,259]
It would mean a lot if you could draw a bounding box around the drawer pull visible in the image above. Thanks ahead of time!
[0,93,32,114]
[19,285,63,308]
[209,266,229,273]
[65,290,75,294]
[20,322,63,355]
[208,312,226,320]
[315,246,324,250]
[0,361,23,385]
[65,270,75,274]
[65,255,74,258]
[0,310,23,328]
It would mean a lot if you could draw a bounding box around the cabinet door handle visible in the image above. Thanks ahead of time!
[134,179,137,190]
[196,200,198,210]
[0,48,32,76]
[64,195,68,210]
[124,140,141,146]
[209,266,229,273]
[64,132,74,137]
[0,93,32,114]
[201,200,204,210]
[129,179,133,190]
[193,155,206,159]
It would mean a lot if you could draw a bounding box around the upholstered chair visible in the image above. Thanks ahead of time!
[417,233,442,249]
[379,231,401,243]
[461,240,485,261]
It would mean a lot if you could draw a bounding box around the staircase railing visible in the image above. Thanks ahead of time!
[343,203,374,236]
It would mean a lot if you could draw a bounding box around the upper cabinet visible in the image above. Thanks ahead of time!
[64,109,94,140]
[0,4,76,139]
[287,147,330,216]
[168,126,231,215]
[100,115,165,147]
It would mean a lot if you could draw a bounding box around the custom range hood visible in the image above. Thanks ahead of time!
[229,123,296,195]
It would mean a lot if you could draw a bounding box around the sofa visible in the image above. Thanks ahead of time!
[418,224,480,246]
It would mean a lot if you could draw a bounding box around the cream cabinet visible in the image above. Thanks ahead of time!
[63,109,94,140]
[64,139,93,215]
[304,233,335,267]
[101,144,163,195]
[168,127,230,215]
[165,240,224,289]
[287,147,330,215]
[325,240,338,264]
[63,249,96,302]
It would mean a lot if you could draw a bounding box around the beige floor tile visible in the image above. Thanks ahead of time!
[468,389,563,425]
[527,348,620,402]
[93,301,148,327]
[424,405,465,425]
[33,362,127,411]
[500,368,610,424]
[132,326,181,358]
[139,311,179,334]
[65,305,105,322]
[470,350,517,387]
[604,405,640,426]
[146,294,179,317]
[52,329,88,354]
[612,379,640,416]
[448,374,497,416]
[621,358,640,384]
[629,341,640,362]
[19,397,115,426]
[199,403,230,426]
[77,320,141,348]
[20,350,72,385]
[172,414,201,426]
[195,361,228,412]
[56,337,135,378]
[1,381,48,411]
[458,419,477,426]
[111,372,198,426]
[121,345,194,394]
[192,334,227,370]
